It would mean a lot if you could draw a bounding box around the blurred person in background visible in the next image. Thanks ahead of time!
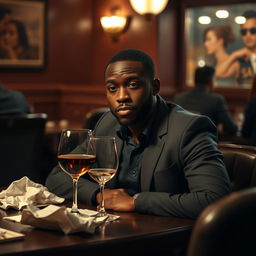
[241,75,256,145]
[0,81,31,115]
[173,66,238,135]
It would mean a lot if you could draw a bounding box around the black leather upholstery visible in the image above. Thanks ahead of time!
[83,108,109,130]
[187,188,256,256]
[218,144,256,191]
[0,113,48,186]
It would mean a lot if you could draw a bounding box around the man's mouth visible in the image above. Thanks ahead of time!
[115,105,134,115]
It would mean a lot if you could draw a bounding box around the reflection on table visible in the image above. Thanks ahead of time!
[0,202,194,256]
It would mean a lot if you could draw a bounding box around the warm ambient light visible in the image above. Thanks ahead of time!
[215,10,229,19]
[100,10,127,42]
[235,16,246,24]
[198,16,211,25]
[129,0,169,20]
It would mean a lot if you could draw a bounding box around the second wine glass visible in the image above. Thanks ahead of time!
[88,136,119,217]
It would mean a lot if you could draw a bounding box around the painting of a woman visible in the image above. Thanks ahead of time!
[204,25,239,86]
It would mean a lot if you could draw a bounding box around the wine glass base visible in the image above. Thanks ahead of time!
[96,211,108,217]
[71,208,79,214]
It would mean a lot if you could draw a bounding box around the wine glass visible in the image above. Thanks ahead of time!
[88,136,119,217]
[57,129,95,213]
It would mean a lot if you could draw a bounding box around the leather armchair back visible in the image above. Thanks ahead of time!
[187,188,256,256]
[218,143,256,191]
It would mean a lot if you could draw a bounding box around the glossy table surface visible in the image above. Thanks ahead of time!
[0,203,194,256]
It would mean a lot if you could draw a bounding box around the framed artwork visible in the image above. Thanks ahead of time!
[0,0,46,69]
[185,2,256,89]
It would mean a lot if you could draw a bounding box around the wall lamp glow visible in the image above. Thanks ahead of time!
[100,8,130,42]
[129,0,169,20]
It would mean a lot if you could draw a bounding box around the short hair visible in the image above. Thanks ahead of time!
[242,10,256,19]
[107,48,155,79]
[203,25,235,48]
[194,66,215,86]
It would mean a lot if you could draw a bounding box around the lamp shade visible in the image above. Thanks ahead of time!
[129,0,169,15]
[100,15,126,34]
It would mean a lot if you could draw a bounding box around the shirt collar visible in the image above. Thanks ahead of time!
[116,106,157,146]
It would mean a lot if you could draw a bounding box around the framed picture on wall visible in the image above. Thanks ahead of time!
[0,0,46,69]
[185,3,256,89]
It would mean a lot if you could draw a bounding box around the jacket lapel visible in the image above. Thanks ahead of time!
[141,97,170,191]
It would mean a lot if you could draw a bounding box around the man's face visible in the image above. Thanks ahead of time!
[241,17,256,51]
[105,60,159,127]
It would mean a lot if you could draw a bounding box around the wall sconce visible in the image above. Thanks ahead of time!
[100,8,129,42]
[129,0,169,20]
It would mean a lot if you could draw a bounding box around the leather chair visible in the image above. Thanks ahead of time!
[83,107,109,130]
[187,188,256,256]
[0,113,48,187]
[218,143,256,191]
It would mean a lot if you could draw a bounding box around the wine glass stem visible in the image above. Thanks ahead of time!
[71,178,79,213]
[98,182,106,215]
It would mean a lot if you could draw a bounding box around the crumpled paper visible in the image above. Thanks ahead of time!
[0,176,64,210]
[4,205,118,234]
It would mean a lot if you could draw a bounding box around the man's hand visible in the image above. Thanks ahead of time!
[233,47,252,61]
[96,188,135,212]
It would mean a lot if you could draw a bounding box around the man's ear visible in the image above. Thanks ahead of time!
[152,78,160,95]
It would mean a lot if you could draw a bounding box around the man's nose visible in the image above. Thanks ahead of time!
[117,87,130,102]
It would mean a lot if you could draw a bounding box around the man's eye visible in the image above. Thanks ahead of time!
[107,85,117,92]
[127,82,139,88]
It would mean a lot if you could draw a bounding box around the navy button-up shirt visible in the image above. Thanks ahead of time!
[116,114,155,196]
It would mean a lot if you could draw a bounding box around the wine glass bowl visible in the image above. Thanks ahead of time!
[88,136,118,217]
[57,129,94,213]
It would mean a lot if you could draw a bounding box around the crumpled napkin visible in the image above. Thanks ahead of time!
[4,205,119,234]
[0,176,64,210]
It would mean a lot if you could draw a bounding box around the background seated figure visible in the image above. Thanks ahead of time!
[173,66,238,135]
[0,80,31,115]
[241,75,256,145]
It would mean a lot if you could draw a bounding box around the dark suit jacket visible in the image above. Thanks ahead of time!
[173,86,238,135]
[241,98,256,145]
[0,85,31,115]
[45,96,230,218]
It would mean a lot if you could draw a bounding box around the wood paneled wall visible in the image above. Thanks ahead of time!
[0,0,251,122]
[0,0,159,121]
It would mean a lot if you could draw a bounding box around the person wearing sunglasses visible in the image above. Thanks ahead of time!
[216,10,256,86]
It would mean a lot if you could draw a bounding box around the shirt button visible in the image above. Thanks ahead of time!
[132,170,136,175]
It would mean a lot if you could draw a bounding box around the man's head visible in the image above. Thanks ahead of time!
[240,10,256,51]
[104,49,160,127]
[194,66,215,87]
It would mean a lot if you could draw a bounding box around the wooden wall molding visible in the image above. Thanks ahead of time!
[7,83,107,121]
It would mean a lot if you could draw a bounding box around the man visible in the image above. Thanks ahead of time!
[0,81,31,115]
[173,66,238,135]
[46,49,230,219]
[216,10,256,85]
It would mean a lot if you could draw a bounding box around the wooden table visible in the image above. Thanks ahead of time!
[0,205,194,256]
